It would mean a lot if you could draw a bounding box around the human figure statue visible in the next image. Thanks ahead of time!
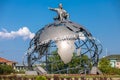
[49,3,69,21]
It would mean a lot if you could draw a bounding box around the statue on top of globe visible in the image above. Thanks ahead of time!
[49,3,69,21]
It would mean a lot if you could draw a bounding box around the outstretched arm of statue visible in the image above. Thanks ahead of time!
[48,7,57,11]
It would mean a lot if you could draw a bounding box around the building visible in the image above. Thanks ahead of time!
[0,57,27,72]
[105,54,120,68]
[14,63,27,72]
[0,57,16,67]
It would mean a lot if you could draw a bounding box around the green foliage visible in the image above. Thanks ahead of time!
[46,50,90,74]
[98,58,120,75]
[35,76,47,80]
[0,64,14,74]
[15,70,25,74]
[0,75,120,80]
[108,67,120,75]
[98,58,111,74]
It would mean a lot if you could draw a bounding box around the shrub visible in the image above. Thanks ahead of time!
[35,76,47,80]
[98,58,120,75]
[0,64,14,74]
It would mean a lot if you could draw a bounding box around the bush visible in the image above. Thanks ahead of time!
[108,68,120,75]
[0,64,14,74]
[35,76,47,80]
[98,58,120,75]
[14,70,25,74]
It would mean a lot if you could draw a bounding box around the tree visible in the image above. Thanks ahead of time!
[45,50,90,74]
[98,58,120,75]
[0,64,14,74]
[98,58,111,74]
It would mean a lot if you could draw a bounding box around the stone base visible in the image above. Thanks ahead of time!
[90,66,102,74]
[25,71,38,75]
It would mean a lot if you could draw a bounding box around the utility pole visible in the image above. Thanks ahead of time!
[106,48,108,57]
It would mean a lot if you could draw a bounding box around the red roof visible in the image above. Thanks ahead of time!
[0,57,16,63]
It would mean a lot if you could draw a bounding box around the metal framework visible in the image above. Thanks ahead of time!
[23,4,102,74]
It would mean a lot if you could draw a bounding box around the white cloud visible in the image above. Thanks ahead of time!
[0,27,35,40]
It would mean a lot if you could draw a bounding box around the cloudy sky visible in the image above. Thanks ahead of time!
[0,0,120,63]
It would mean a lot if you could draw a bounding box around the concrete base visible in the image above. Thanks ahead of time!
[90,66,102,74]
[25,71,38,75]
[34,66,47,75]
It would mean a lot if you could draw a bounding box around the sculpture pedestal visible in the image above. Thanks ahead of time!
[90,66,102,74]
[25,71,38,75]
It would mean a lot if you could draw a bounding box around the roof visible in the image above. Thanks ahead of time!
[105,54,120,60]
[16,64,27,66]
[0,57,16,63]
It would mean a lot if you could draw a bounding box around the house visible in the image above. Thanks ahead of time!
[0,57,16,67]
[0,57,27,72]
[14,63,27,72]
[105,54,120,68]
[0,57,29,72]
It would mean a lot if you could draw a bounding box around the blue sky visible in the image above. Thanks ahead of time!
[0,0,120,63]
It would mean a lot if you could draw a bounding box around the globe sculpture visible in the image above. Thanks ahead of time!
[23,4,102,74]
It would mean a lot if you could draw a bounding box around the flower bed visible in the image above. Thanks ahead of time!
[0,74,120,80]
